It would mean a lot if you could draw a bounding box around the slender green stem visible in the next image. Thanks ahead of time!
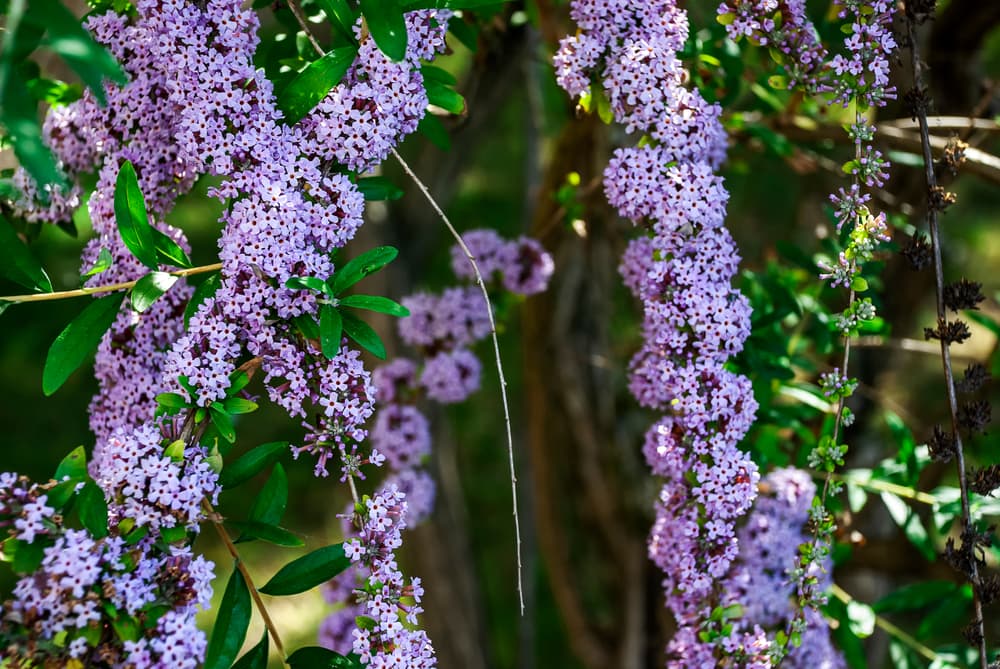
[825,472,938,506]
[830,584,939,663]
[0,263,222,304]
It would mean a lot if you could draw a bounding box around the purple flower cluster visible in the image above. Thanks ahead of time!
[826,0,897,108]
[10,0,458,662]
[93,423,219,533]
[716,1,826,88]
[319,488,435,667]
[375,229,552,518]
[0,472,214,667]
[556,0,766,663]
[722,469,844,668]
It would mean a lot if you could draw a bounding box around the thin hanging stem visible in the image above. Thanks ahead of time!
[392,148,525,615]
[0,263,222,304]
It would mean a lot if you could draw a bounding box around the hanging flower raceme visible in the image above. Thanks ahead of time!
[554,0,769,662]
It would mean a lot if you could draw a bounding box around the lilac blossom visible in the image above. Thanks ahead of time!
[556,0,764,663]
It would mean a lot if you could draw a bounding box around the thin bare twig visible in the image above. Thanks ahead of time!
[392,148,525,615]
[204,500,289,666]
[905,15,989,667]
[0,263,222,304]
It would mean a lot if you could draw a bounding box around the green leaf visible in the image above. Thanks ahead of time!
[223,397,258,415]
[78,481,108,539]
[0,2,66,192]
[259,543,351,596]
[880,492,936,561]
[204,564,253,669]
[341,311,386,359]
[114,160,159,269]
[355,176,404,201]
[130,271,179,313]
[0,213,52,292]
[184,273,221,327]
[424,78,465,115]
[293,314,321,340]
[359,0,408,61]
[403,0,504,8]
[43,292,125,396]
[850,276,869,293]
[11,539,46,574]
[329,246,398,295]
[221,442,289,489]
[210,404,237,444]
[226,520,303,547]
[248,463,288,528]
[873,580,958,614]
[55,445,87,481]
[286,647,361,668]
[111,615,141,643]
[285,276,328,293]
[320,304,343,359]
[25,0,126,106]
[314,0,358,45]
[82,247,114,279]
[160,525,187,544]
[277,46,359,124]
[155,392,188,410]
[151,228,192,268]
[232,632,269,669]
[339,294,409,317]
[417,114,450,150]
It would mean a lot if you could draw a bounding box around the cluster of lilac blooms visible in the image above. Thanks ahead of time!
[0,472,215,666]
[332,487,436,667]
[555,0,769,662]
[319,230,552,651]
[720,469,845,668]
[554,0,855,663]
[5,0,458,664]
[716,1,826,88]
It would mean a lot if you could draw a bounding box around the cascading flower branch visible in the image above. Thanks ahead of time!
[555,0,767,663]
[4,0,456,664]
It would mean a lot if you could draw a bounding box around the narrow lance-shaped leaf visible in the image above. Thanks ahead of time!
[359,0,408,61]
[130,271,179,313]
[339,295,409,317]
[43,292,126,396]
[320,304,343,359]
[314,0,358,45]
[355,176,403,201]
[24,0,126,106]
[210,404,236,444]
[203,564,252,669]
[328,246,398,295]
[54,445,87,481]
[232,632,269,669]
[341,311,386,359]
[114,161,159,269]
[260,543,351,596]
[78,481,109,539]
[0,213,52,292]
[220,441,288,489]
[82,247,114,279]
[226,520,304,548]
[150,228,192,268]
[235,463,289,545]
[277,46,359,125]
[286,647,362,669]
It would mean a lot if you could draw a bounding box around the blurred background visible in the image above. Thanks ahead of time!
[3,0,1000,667]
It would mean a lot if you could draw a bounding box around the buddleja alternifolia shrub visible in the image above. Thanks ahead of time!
[0,0,998,667]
